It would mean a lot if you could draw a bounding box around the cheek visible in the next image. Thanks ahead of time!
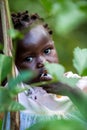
[16,61,36,71]
[47,50,58,63]
[54,51,59,63]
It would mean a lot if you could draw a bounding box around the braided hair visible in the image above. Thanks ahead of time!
[11,10,53,35]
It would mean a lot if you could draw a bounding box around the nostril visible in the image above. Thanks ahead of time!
[37,62,44,68]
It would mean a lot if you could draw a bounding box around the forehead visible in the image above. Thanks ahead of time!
[20,25,52,49]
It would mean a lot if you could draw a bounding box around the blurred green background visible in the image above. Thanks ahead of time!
[8,0,87,72]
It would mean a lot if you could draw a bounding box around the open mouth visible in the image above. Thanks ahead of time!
[39,70,52,81]
[29,69,52,84]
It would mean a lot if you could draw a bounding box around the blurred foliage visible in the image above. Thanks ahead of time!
[0,54,12,85]
[44,47,87,120]
[73,47,87,75]
[0,54,34,112]
[31,47,87,120]
[0,120,2,130]
[0,47,87,129]
[0,0,87,129]
[45,63,79,87]
[8,0,87,72]
[28,119,87,130]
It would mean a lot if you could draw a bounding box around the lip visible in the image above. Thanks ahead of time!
[29,69,53,84]
[40,72,52,81]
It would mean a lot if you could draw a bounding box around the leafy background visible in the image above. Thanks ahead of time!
[8,0,87,72]
[0,0,87,129]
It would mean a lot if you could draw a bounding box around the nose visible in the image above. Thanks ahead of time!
[36,56,45,68]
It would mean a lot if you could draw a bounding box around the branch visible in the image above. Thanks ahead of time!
[0,0,20,129]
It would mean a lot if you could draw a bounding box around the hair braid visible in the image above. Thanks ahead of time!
[11,10,53,35]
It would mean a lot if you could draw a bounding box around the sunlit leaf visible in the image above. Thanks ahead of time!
[45,63,78,87]
[73,47,87,75]
[0,54,12,84]
[28,119,86,130]
[45,62,87,120]
[45,63,65,81]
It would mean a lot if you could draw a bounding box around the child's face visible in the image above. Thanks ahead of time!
[15,25,58,83]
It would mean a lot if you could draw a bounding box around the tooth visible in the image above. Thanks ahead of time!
[40,73,52,81]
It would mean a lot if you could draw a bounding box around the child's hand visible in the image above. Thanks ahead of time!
[41,82,71,96]
[42,82,82,97]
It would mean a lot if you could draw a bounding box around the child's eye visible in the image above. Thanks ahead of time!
[24,57,33,62]
[44,48,51,55]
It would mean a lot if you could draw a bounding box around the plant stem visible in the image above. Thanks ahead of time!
[2,112,8,130]
[0,0,12,56]
[0,0,20,129]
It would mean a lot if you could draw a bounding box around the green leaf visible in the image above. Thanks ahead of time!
[45,63,65,81]
[0,87,25,112]
[0,101,25,112]
[8,70,34,90]
[7,101,25,111]
[61,77,79,87]
[8,29,23,39]
[45,63,78,87]
[68,90,87,120]
[0,54,12,84]
[78,1,87,13]
[28,119,86,130]
[0,87,10,103]
[39,0,52,14]
[0,44,3,51]
[0,119,2,130]
[8,86,27,98]
[55,1,86,35]
[82,68,87,76]
[73,47,87,75]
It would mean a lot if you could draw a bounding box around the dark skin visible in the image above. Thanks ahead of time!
[15,25,58,83]
[0,10,86,119]
[15,24,85,113]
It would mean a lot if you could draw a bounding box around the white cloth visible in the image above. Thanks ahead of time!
[14,66,74,116]
[18,84,74,116]
[17,83,74,130]
[64,71,87,91]
[6,68,86,130]
[18,71,87,117]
